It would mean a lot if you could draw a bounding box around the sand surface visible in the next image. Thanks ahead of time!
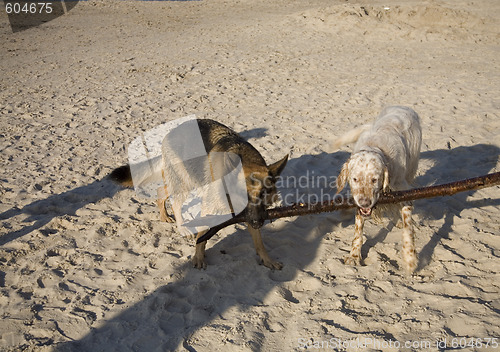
[1,0,499,351]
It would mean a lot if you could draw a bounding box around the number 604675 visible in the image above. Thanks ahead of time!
[5,2,53,14]
[450,337,498,349]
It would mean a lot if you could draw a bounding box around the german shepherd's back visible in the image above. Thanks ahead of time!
[110,120,269,188]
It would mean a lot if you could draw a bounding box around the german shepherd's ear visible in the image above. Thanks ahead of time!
[382,165,390,192]
[336,159,350,193]
[268,154,288,177]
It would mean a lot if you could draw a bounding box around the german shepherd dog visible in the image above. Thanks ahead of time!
[110,119,288,270]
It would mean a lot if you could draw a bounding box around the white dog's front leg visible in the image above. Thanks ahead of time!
[345,211,365,266]
[401,203,417,273]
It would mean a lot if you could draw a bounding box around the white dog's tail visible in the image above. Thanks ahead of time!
[331,124,371,150]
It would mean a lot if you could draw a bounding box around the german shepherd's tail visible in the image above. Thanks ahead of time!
[331,124,371,150]
[108,155,163,189]
[109,165,134,187]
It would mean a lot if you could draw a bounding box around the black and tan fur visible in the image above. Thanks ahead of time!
[110,119,288,270]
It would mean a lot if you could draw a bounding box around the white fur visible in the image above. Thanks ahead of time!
[335,106,422,273]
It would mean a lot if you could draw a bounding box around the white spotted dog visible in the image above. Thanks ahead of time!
[334,106,422,273]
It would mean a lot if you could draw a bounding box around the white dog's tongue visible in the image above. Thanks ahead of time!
[360,207,372,216]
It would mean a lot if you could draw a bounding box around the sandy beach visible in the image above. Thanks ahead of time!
[1,0,499,350]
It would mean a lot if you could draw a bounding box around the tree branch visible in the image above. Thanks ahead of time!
[197,171,500,243]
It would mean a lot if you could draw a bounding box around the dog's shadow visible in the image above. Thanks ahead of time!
[238,127,268,141]
[413,144,500,270]
[0,179,121,246]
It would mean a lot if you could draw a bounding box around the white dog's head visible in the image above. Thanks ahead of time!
[336,151,389,217]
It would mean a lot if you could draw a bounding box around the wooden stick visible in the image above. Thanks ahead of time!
[196,171,500,243]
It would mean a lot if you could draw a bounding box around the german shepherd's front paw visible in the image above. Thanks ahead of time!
[192,256,207,270]
[262,259,283,270]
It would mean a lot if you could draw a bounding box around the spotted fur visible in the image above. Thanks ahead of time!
[334,106,422,273]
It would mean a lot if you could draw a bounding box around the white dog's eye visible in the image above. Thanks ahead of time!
[372,178,378,183]
[352,177,358,182]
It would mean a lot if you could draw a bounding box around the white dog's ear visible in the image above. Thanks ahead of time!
[382,166,390,192]
[336,160,350,193]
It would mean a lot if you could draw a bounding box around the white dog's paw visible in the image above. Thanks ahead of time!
[344,254,362,266]
[403,253,418,274]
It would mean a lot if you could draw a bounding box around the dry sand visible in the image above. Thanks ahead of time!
[1,0,499,351]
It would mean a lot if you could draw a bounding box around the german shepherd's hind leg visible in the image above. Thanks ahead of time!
[156,187,175,223]
[247,225,283,270]
[156,197,175,223]
[193,231,208,269]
